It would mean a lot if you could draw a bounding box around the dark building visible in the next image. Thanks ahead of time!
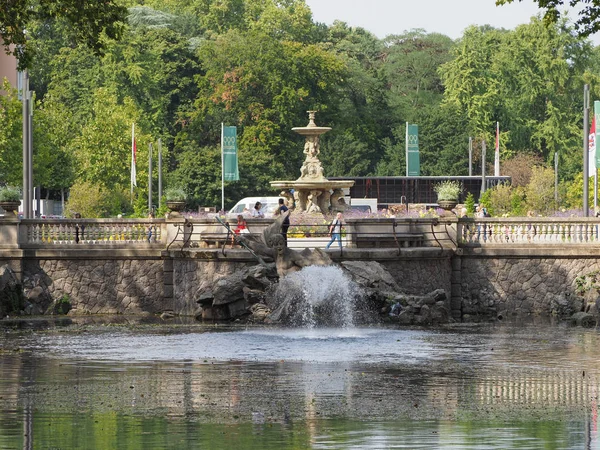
[330,176,511,207]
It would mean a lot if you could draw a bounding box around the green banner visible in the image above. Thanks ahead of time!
[595,101,600,171]
[223,126,239,181]
[406,123,420,176]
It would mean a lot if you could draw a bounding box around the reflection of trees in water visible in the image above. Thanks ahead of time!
[3,327,600,446]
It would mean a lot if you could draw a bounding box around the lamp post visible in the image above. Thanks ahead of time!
[584,84,590,217]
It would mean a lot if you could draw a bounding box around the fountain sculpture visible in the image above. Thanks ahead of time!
[270,111,354,214]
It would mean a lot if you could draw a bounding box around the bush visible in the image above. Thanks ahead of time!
[464,192,476,215]
[164,187,187,201]
[0,185,21,202]
[434,180,462,201]
[489,182,513,216]
[65,181,127,218]
[525,166,556,215]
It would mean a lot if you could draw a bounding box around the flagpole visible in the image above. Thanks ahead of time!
[494,122,500,177]
[130,123,135,204]
[584,84,590,216]
[221,122,224,213]
[158,139,163,210]
[148,142,153,213]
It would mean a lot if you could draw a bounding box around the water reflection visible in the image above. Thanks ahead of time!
[1,321,600,448]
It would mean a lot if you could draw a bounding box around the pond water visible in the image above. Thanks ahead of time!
[1,317,599,449]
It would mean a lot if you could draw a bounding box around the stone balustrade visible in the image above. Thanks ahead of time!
[458,217,600,246]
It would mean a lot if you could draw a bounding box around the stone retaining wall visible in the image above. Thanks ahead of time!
[23,258,164,315]
[459,254,600,321]
[2,247,599,322]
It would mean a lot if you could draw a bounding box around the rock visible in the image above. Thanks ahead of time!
[414,304,432,325]
[160,311,175,319]
[250,303,271,321]
[196,291,214,305]
[396,310,414,325]
[340,261,401,292]
[570,311,597,328]
[243,286,264,305]
[0,265,23,316]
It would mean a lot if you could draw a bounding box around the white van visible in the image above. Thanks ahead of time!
[227,197,282,219]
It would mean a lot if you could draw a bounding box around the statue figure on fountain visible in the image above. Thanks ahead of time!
[239,211,331,278]
[303,135,320,159]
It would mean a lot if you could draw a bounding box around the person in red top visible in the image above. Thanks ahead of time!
[230,214,248,248]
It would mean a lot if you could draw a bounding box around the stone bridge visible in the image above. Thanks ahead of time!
[1,215,600,322]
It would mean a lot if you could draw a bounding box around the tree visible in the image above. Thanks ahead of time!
[381,29,454,123]
[0,80,23,186]
[0,0,127,69]
[496,0,600,37]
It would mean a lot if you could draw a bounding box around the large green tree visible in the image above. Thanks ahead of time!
[1,0,127,69]
[497,0,600,36]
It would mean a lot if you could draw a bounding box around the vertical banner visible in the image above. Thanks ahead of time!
[405,123,420,176]
[222,126,239,181]
[494,122,500,176]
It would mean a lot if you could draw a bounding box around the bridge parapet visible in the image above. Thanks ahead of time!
[458,217,600,247]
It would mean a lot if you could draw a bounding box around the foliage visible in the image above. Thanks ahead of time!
[464,192,476,215]
[501,153,544,187]
[0,0,127,69]
[0,186,21,202]
[64,181,126,218]
[53,294,72,315]
[561,172,594,211]
[510,187,526,217]
[496,0,600,37]
[575,270,600,295]
[488,182,513,216]
[164,186,187,201]
[434,180,462,201]
[479,189,493,216]
[0,80,24,186]
[525,166,557,215]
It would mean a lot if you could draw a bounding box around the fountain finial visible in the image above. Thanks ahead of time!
[307,110,317,127]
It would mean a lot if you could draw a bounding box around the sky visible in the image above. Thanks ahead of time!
[304,0,600,45]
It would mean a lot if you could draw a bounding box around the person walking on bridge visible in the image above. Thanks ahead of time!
[326,212,344,250]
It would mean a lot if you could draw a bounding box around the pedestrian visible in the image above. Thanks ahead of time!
[147,210,155,242]
[252,201,265,218]
[230,214,248,248]
[326,212,344,249]
[277,198,290,245]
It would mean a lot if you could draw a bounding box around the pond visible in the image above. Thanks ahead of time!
[0,317,599,449]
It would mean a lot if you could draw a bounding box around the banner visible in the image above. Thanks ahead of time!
[222,125,239,181]
[494,122,500,176]
[131,123,137,192]
[406,123,420,176]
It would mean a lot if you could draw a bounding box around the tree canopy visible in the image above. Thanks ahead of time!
[1,0,599,214]
[0,0,127,69]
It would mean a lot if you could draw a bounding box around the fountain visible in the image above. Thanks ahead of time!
[267,265,361,328]
[270,111,354,214]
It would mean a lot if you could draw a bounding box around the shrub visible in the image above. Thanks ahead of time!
[65,181,126,218]
[164,187,187,201]
[434,181,462,201]
[464,192,476,215]
[0,185,21,202]
[525,166,556,215]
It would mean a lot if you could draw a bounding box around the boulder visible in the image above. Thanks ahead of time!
[340,261,401,292]
[570,311,597,328]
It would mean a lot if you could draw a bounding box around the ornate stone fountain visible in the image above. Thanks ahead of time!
[270,111,354,214]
